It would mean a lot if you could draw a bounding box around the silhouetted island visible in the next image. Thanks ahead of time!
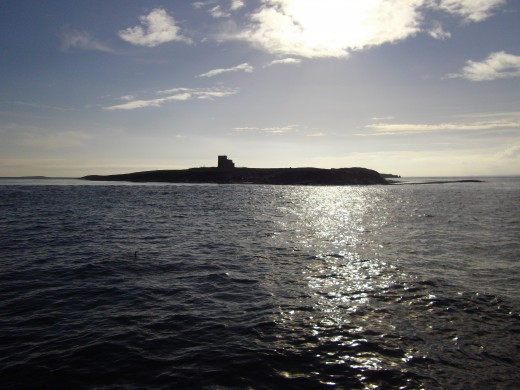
[83,156,388,185]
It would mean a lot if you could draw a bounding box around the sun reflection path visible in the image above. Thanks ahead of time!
[270,187,420,387]
[287,187,399,298]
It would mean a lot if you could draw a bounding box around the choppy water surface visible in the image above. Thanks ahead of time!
[1,178,519,389]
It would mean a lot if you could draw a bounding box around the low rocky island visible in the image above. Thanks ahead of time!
[83,156,388,185]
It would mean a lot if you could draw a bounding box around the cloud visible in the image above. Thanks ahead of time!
[230,0,507,58]
[236,0,425,58]
[447,51,520,81]
[265,57,302,66]
[192,2,207,9]
[209,5,231,18]
[428,21,451,40]
[433,0,506,23]
[230,0,245,11]
[156,87,195,95]
[104,87,238,111]
[61,28,112,52]
[232,126,259,132]
[233,124,299,134]
[261,125,299,134]
[119,95,136,101]
[371,116,395,121]
[198,63,254,78]
[365,119,520,135]
[118,8,191,47]
[193,0,244,18]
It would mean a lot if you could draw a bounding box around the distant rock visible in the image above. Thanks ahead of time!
[401,179,484,185]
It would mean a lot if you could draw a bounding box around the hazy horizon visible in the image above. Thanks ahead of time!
[1,0,519,177]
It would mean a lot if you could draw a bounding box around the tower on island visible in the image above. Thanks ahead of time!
[218,155,235,169]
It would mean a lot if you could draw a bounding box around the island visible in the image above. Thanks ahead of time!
[83,156,388,185]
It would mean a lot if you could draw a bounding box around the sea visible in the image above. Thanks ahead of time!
[0,177,519,389]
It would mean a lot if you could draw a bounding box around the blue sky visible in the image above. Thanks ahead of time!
[1,0,519,177]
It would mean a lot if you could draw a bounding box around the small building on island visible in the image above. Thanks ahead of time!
[218,155,235,169]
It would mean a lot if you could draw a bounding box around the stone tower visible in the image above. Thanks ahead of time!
[218,155,235,169]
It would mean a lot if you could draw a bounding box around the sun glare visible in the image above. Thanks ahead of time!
[249,0,421,57]
[287,1,376,47]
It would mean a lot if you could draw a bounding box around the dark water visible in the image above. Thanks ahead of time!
[1,178,519,389]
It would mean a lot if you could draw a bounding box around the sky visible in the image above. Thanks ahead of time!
[1,0,519,177]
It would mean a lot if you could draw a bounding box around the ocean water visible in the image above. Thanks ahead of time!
[0,177,519,389]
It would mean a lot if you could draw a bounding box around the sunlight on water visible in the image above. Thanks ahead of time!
[288,186,399,296]
[270,187,412,384]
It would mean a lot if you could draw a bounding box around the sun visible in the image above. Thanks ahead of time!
[247,0,421,58]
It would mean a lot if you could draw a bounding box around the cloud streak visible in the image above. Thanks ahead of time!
[198,63,254,78]
[118,8,191,47]
[209,5,231,18]
[61,28,112,52]
[193,0,244,18]
[447,51,520,81]
[365,119,520,135]
[233,124,299,134]
[265,58,302,67]
[104,87,238,111]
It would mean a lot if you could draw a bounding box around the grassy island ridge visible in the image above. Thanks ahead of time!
[83,166,388,185]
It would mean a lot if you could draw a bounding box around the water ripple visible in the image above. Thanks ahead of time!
[0,181,519,388]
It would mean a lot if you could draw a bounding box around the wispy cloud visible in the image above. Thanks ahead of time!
[198,63,254,78]
[447,51,520,81]
[233,124,299,135]
[193,0,244,18]
[232,126,258,132]
[433,0,506,23]
[231,0,507,58]
[61,28,112,52]
[365,119,520,135]
[209,5,231,18]
[118,8,192,47]
[192,2,207,10]
[306,132,327,137]
[265,58,302,67]
[371,116,395,121]
[230,0,245,11]
[156,87,196,95]
[428,21,451,40]
[104,87,238,111]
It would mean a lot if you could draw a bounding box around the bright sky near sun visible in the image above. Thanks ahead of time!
[1,0,519,177]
